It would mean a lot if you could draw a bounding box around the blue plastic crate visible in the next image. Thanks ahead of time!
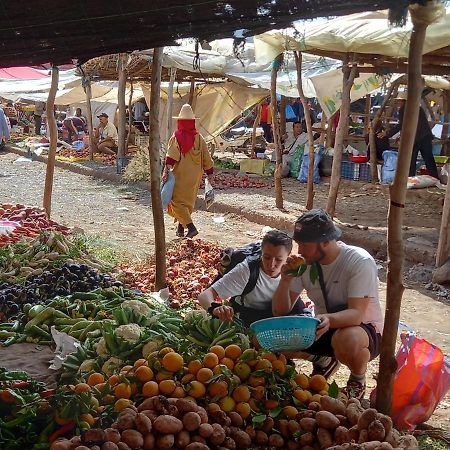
[341,161,371,181]
[359,163,372,182]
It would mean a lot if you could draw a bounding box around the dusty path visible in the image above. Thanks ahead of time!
[0,151,448,430]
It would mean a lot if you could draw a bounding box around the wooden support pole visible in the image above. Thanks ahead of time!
[117,54,127,158]
[295,51,316,210]
[271,54,284,210]
[83,77,95,161]
[319,113,326,146]
[251,102,261,158]
[326,56,357,217]
[43,65,59,218]
[364,94,371,135]
[188,77,195,106]
[126,81,134,147]
[376,2,438,415]
[280,95,287,138]
[166,68,177,146]
[436,173,450,267]
[148,47,167,291]
[442,91,450,156]
[325,116,333,148]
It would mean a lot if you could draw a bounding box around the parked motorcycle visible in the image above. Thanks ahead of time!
[207,126,267,157]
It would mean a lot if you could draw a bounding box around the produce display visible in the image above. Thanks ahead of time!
[201,174,272,190]
[57,149,90,161]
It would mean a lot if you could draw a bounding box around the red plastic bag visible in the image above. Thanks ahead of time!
[371,325,450,430]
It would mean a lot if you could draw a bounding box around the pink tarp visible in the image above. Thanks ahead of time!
[0,67,48,80]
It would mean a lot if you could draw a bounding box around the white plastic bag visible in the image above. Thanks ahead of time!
[407,175,439,190]
[160,171,175,209]
[204,178,215,209]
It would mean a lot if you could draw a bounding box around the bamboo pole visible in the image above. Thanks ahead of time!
[148,47,166,291]
[295,51,316,210]
[376,1,441,415]
[83,77,95,161]
[166,68,177,146]
[251,103,261,158]
[43,65,59,218]
[326,56,357,217]
[117,54,127,158]
[126,81,134,147]
[271,54,284,210]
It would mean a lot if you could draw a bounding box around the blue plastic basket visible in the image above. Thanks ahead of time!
[250,316,320,352]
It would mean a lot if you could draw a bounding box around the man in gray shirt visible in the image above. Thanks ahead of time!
[273,209,383,399]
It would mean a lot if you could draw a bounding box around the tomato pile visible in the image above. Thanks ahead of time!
[0,204,70,247]
[204,174,272,190]
[57,149,90,159]
[118,239,221,308]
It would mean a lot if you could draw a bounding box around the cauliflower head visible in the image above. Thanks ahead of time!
[115,323,142,343]
[122,299,151,317]
[142,336,165,359]
[95,337,109,357]
[79,359,96,373]
[102,357,123,377]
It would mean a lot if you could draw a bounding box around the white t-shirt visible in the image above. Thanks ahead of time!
[212,260,280,310]
[100,122,118,145]
[289,243,384,333]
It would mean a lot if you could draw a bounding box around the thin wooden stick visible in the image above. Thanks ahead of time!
[126,80,134,147]
[251,102,261,158]
[117,53,127,158]
[166,67,177,146]
[83,77,95,161]
[43,66,59,218]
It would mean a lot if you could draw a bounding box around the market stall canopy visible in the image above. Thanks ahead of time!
[0,67,49,80]
[0,1,421,68]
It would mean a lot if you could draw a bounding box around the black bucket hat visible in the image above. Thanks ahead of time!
[293,208,342,243]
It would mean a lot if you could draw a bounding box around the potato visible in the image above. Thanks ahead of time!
[308,401,321,411]
[102,444,119,450]
[347,398,362,407]
[115,414,136,431]
[176,398,199,413]
[83,429,107,444]
[175,430,191,449]
[358,429,369,444]
[156,434,175,450]
[320,396,346,416]
[296,410,315,420]
[232,430,251,450]
[335,426,349,444]
[300,446,314,450]
[117,444,131,450]
[346,404,363,426]
[91,446,101,450]
[317,427,334,450]
[261,417,275,433]
[360,442,382,450]
[374,443,394,450]
[368,420,386,442]
[137,396,161,412]
[183,412,202,431]
[143,433,155,450]
[376,414,393,436]
[153,415,183,434]
[105,429,121,444]
[397,435,419,449]
[228,411,243,428]
[210,423,227,446]
[288,419,301,434]
[348,425,360,442]
[299,432,314,446]
[268,433,285,448]
[50,440,73,450]
[222,436,236,450]
[357,409,378,431]
[135,413,152,434]
[244,426,256,440]
[197,407,209,424]
[185,443,210,450]
[198,423,214,438]
[121,430,144,449]
[299,417,317,433]
[70,436,82,447]
[255,430,268,446]
[385,430,400,447]
[277,419,290,438]
[336,414,349,427]
[316,410,340,430]
[287,439,301,450]
[74,447,91,450]
[209,410,229,426]
[122,407,138,417]
[191,435,207,444]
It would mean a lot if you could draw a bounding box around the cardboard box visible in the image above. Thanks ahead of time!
[239,159,267,175]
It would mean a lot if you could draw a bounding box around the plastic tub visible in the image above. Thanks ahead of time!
[0,221,19,236]
[349,155,369,163]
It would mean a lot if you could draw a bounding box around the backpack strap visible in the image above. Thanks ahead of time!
[240,257,260,306]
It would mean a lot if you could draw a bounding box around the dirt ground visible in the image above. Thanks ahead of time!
[0,150,448,431]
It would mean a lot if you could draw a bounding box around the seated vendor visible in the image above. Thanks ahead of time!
[197,230,305,327]
[93,113,118,155]
[281,121,308,177]
[63,115,87,143]
[365,124,390,163]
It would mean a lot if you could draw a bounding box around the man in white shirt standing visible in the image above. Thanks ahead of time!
[273,209,384,399]
[282,121,308,177]
[93,113,118,155]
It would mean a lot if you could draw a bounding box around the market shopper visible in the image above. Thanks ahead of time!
[378,91,438,179]
[198,230,303,327]
[282,121,308,177]
[93,113,118,155]
[75,107,87,125]
[162,104,214,238]
[63,115,87,143]
[272,209,384,399]
[34,101,45,135]
[259,99,273,143]
[0,107,10,150]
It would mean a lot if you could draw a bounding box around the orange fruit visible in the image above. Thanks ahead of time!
[203,352,219,369]
[293,388,312,404]
[120,365,134,375]
[283,406,298,418]
[255,359,272,372]
[309,375,327,392]
[294,373,310,389]
[220,357,235,370]
[133,358,148,369]
[162,352,184,373]
[224,344,242,360]
[272,360,286,376]
[108,375,120,386]
[113,398,132,412]
[311,393,322,403]
[208,381,228,399]
[207,402,221,413]
[159,379,176,396]
[181,373,196,384]
[265,399,279,409]
[158,347,175,357]
[156,370,173,382]
[209,345,226,359]
[135,365,154,383]
[74,383,91,394]
[186,381,206,399]
[241,348,258,360]
[219,396,236,412]
[234,362,251,380]
[252,385,265,400]
[248,359,259,368]
[319,389,329,396]
[196,368,214,383]
[232,385,251,403]
[130,383,139,396]
[172,386,186,398]
[260,351,277,362]
[277,354,288,365]
[80,413,96,426]
[142,381,159,397]
[187,360,203,375]
[248,375,265,387]
[54,414,73,425]
[114,383,131,399]
[87,373,105,387]
[101,394,115,405]
[235,401,251,419]
[213,364,227,375]
[248,398,260,412]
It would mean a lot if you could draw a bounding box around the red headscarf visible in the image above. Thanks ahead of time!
[175,119,197,155]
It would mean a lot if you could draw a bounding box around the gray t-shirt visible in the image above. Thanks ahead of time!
[212,259,280,310]
[289,243,384,333]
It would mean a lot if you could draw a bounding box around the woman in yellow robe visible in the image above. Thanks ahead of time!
[162,104,214,238]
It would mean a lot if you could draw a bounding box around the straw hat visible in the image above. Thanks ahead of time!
[173,104,197,119]
[396,91,407,100]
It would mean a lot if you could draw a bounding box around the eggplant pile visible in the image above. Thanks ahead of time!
[0,263,121,322]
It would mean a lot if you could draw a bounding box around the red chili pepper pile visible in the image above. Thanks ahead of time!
[118,239,222,308]
[0,204,70,247]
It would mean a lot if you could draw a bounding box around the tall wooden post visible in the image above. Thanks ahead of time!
[326,55,357,217]
[43,66,59,218]
[325,116,333,148]
[148,47,167,290]
[271,54,284,210]
[117,54,127,158]
[436,175,450,267]
[295,51,316,210]
[442,91,449,156]
[251,102,261,158]
[364,94,371,136]
[83,76,95,160]
[166,68,177,146]
[319,113,326,145]
[280,96,287,138]
[188,77,195,106]
[376,1,442,415]
[126,81,134,147]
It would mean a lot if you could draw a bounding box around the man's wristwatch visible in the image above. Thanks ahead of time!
[207,302,222,316]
